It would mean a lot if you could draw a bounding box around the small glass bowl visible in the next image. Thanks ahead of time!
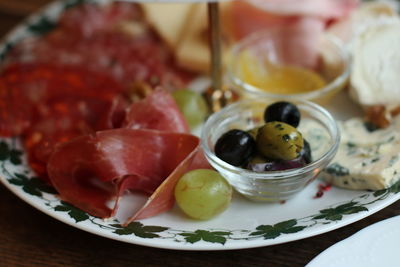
[227,31,350,104]
[201,99,340,202]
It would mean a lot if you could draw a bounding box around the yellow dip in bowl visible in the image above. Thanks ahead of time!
[228,32,350,104]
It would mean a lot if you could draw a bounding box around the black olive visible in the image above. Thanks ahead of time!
[299,139,312,164]
[215,129,256,166]
[264,101,301,128]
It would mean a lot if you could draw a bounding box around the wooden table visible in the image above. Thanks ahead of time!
[1,1,400,266]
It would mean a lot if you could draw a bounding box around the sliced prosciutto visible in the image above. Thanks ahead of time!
[122,88,210,172]
[47,129,200,222]
[123,89,189,133]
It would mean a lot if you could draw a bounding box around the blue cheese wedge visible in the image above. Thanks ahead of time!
[323,117,400,190]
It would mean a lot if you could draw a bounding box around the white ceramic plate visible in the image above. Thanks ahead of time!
[1,0,400,251]
[306,215,400,267]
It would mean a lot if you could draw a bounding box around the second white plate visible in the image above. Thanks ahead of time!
[307,215,400,267]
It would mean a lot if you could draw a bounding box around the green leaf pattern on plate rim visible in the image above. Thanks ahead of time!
[1,137,400,245]
[0,0,400,246]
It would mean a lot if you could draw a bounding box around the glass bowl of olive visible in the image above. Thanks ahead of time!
[201,100,340,202]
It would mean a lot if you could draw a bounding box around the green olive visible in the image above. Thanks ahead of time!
[256,122,304,160]
[246,126,261,140]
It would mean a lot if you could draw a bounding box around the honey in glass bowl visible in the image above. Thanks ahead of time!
[227,31,350,104]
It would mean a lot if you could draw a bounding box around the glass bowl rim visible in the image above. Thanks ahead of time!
[227,31,351,100]
[201,99,341,180]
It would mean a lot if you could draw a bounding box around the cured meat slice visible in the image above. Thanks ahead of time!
[47,129,200,221]
[245,0,359,19]
[122,88,211,183]
[227,2,324,69]
[22,98,93,179]
[188,148,212,171]
[59,1,142,37]
[0,63,124,180]
[7,33,170,87]
[123,89,189,133]
[226,0,359,69]
[229,4,324,69]
[6,2,190,91]
[228,0,359,41]
[0,63,123,136]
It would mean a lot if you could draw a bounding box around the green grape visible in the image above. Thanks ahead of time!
[172,89,209,130]
[174,169,232,220]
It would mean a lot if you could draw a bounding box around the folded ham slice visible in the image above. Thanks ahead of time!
[123,88,210,172]
[45,87,209,222]
[47,129,200,222]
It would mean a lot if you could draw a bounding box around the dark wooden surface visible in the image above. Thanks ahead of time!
[1,1,400,266]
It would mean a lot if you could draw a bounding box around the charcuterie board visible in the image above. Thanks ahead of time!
[1,0,399,250]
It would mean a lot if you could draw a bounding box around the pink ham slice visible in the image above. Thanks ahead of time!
[47,129,200,221]
[228,0,359,41]
[228,2,324,69]
[227,0,359,69]
[245,0,359,18]
[123,89,190,133]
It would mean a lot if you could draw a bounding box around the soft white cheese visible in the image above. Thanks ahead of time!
[350,18,400,106]
[323,117,400,190]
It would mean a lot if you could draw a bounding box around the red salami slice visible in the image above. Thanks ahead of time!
[0,63,124,180]
[47,129,200,220]
[59,2,142,37]
[123,89,190,133]
[6,2,190,90]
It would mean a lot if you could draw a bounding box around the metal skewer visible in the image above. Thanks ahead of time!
[206,2,233,112]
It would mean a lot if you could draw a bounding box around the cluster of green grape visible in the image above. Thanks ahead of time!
[172,90,231,220]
